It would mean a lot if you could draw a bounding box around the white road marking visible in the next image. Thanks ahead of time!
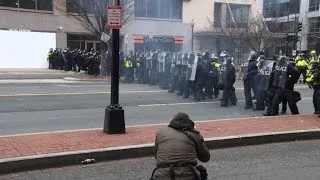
[0,90,167,97]
[0,85,310,97]
[56,84,111,88]
[138,97,312,107]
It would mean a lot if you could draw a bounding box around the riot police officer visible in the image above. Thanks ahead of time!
[177,53,189,96]
[220,55,237,107]
[194,53,206,101]
[211,55,221,98]
[168,52,180,93]
[242,52,258,109]
[269,56,300,115]
[183,52,196,99]
[306,60,320,115]
[202,51,214,99]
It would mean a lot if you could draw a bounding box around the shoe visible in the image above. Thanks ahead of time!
[263,113,271,116]
[221,104,228,107]
[176,93,182,96]
[244,104,254,109]
[281,111,286,115]
[183,96,189,99]
[253,107,265,111]
[168,89,174,93]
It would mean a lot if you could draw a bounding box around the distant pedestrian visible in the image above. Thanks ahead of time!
[150,112,210,180]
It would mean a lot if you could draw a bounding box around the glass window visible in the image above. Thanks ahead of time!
[0,0,52,10]
[309,0,320,12]
[37,0,52,11]
[19,0,36,10]
[227,4,250,28]
[0,0,18,8]
[159,0,170,19]
[263,0,300,17]
[67,0,81,13]
[135,0,182,20]
[171,0,182,19]
[146,0,158,18]
[134,0,147,17]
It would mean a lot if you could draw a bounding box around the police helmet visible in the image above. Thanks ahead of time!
[220,51,229,58]
[203,50,210,56]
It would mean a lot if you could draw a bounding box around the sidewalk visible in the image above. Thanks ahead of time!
[0,115,319,174]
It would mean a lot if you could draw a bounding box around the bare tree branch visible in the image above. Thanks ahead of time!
[54,0,134,76]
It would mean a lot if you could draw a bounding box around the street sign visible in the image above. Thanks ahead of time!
[101,32,111,43]
[107,6,122,29]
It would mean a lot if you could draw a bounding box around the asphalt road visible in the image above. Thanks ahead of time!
[1,140,320,180]
[0,81,314,136]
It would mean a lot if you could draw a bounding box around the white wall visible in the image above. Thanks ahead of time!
[0,30,56,68]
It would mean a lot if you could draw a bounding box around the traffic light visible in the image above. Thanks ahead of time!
[286,34,299,42]
[296,23,302,33]
[286,35,293,42]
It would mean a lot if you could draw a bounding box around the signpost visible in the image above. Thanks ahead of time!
[104,1,126,134]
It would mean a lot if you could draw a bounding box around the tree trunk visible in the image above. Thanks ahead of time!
[100,41,108,76]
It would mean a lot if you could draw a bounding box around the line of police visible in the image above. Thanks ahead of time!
[241,50,320,116]
[123,50,237,106]
[47,48,101,76]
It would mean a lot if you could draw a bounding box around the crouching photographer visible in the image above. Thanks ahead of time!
[150,112,210,180]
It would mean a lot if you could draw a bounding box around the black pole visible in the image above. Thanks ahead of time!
[103,0,125,134]
[191,23,194,51]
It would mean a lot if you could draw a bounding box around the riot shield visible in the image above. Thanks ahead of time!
[170,52,176,73]
[146,52,152,69]
[241,61,249,80]
[174,52,182,76]
[151,52,158,70]
[186,54,198,81]
[158,52,166,73]
[220,64,228,83]
[258,60,274,91]
[272,62,288,88]
[182,53,188,66]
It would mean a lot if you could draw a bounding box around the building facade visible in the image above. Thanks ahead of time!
[262,0,320,55]
[0,0,191,68]
[183,0,260,60]
[123,0,192,53]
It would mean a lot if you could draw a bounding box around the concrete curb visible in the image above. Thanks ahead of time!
[1,129,319,175]
[63,77,111,82]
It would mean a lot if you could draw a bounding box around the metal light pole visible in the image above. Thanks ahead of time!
[103,0,125,134]
[191,20,194,51]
